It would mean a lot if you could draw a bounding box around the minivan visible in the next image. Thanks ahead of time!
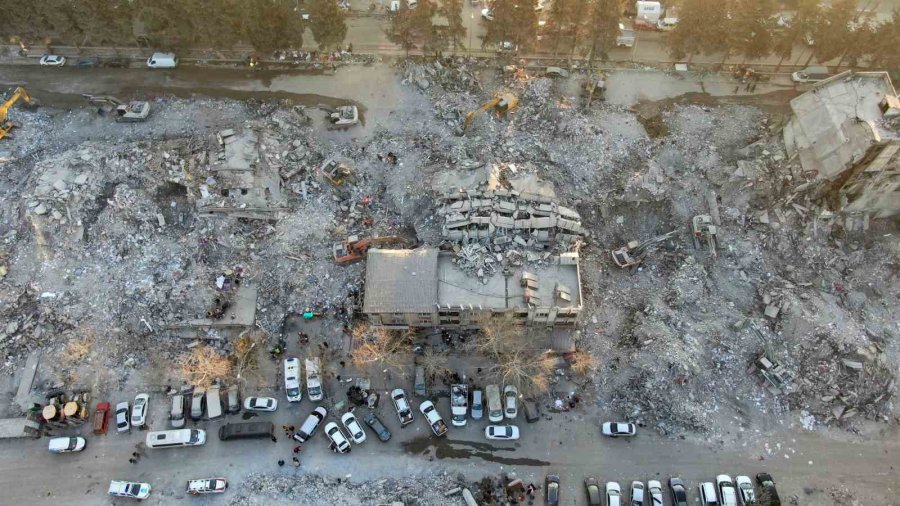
[147,52,178,69]
[791,66,829,83]
[486,384,503,423]
[306,358,323,401]
[218,422,274,441]
[284,358,302,402]
[206,385,223,420]
[190,388,205,421]
[227,385,240,414]
[145,429,206,448]
[170,394,185,428]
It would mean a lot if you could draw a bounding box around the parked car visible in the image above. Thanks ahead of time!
[601,422,636,437]
[364,412,392,442]
[226,385,240,414]
[39,55,66,66]
[481,8,494,20]
[471,389,484,420]
[699,481,719,506]
[717,475,738,506]
[522,400,540,423]
[414,365,426,397]
[546,474,560,505]
[284,358,302,402]
[131,394,149,428]
[190,388,205,421]
[218,422,274,441]
[584,476,602,506]
[108,481,151,500]
[485,425,520,440]
[324,422,352,453]
[606,481,622,506]
[419,400,449,437]
[206,385,223,420]
[631,481,645,506]
[669,477,689,506]
[115,402,130,433]
[170,394,185,429]
[503,385,518,419]
[48,436,86,453]
[341,412,367,444]
[75,57,99,68]
[102,57,130,68]
[756,473,781,506]
[145,429,206,449]
[391,388,414,426]
[92,402,110,435]
[186,478,227,495]
[486,384,502,422]
[735,476,755,505]
[648,480,664,506]
[295,407,327,442]
[146,52,178,68]
[243,396,278,412]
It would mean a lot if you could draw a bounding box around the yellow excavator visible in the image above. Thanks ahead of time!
[1,86,37,141]
[461,93,519,134]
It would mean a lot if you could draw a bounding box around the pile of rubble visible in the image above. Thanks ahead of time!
[229,472,465,506]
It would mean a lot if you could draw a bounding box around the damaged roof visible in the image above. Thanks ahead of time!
[363,248,440,313]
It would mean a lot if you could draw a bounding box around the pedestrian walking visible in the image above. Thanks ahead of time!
[271,435,278,443]
[278,459,285,467]
[129,458,136,464]
[750,83,757,93]
[289,425,295,432]
[293,445,302,453]
[292,457,300,467]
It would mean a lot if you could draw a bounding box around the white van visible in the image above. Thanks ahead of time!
[147,52,178,69]
[170,394,185,428]
[284,358,302,402]
[306,358,323,401]
[206,385,223,420]
[792,65,830,83]
[145,429,206,449]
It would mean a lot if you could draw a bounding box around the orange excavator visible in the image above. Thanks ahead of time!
[1,86,37,141]
[332,235,406,265]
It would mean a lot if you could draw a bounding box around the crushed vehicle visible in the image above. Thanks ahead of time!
[450,383,468,427]
[419,400,449,437]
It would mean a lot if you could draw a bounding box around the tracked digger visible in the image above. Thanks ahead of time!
[1,86,38,141]
[461,93,519,134]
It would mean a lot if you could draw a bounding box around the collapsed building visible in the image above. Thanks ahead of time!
[784,70,900,219]
[361,247,582,335]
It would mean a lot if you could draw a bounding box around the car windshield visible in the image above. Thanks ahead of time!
[135,398,145,406]
[124,484,137,495]
[67,439,77,450]
[189,430,200,443]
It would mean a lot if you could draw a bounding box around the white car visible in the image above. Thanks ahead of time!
[243,396,278,412]
[631,481,645,506]
[131,394,149,428]
[39,55,66,66]
[324,422,352,453]
[485,425,519,440]
[648,480,664,506]
[606,481,622,506]
[699,481,719,506]
[341,412,367,444]
[481,8,493,20]
[735,476,755,505]
[108,481,151,500]
[48,437,86,453]
[419,400,449,437]
[716,475,738,506]
[601,422,636,437]
[115,401,130,433]
[186,477,227,495]
[391,388,414,426]
[503,385,518,419]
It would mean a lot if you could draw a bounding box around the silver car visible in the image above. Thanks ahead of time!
[115,402,130,433]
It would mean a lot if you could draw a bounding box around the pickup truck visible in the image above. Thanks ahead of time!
[92,402,110,435]
[450,384,468,427]
[419,400,448,437]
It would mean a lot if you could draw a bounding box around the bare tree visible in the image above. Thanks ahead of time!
[491,349,556,396]
[178,345,232,388]
[567,349,599,376]
[418,348,452,383]
[350,325,412,375]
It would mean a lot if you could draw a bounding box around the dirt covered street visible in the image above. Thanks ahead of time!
[0,60,897,505]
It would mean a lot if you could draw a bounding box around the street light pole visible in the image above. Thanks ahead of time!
[469,13,474,56]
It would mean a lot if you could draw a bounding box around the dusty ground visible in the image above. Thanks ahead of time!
[0,61,897,505]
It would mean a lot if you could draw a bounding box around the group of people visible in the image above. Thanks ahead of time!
[276,425,302,468]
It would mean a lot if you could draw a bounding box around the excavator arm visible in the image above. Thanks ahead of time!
[462,96,501,133]
[1,86,35,141]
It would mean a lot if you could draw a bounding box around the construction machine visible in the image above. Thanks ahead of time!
[1,86,37,141]
[320,158,354,186]
[461,93,519,134]
[82,94,151,122]
[610,230,677,268]
[333,235,406,265]
[583,75,606,107]
[691,214,719,256]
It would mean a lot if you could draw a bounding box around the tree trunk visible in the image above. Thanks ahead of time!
[804,51,814,67]
[718,48,730,70]
[775,54,786,73]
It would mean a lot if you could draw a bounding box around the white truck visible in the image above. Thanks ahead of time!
[284,358,302,402]
[305,358,323,401]
[616,24,636,47]
[450,384,468,427]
